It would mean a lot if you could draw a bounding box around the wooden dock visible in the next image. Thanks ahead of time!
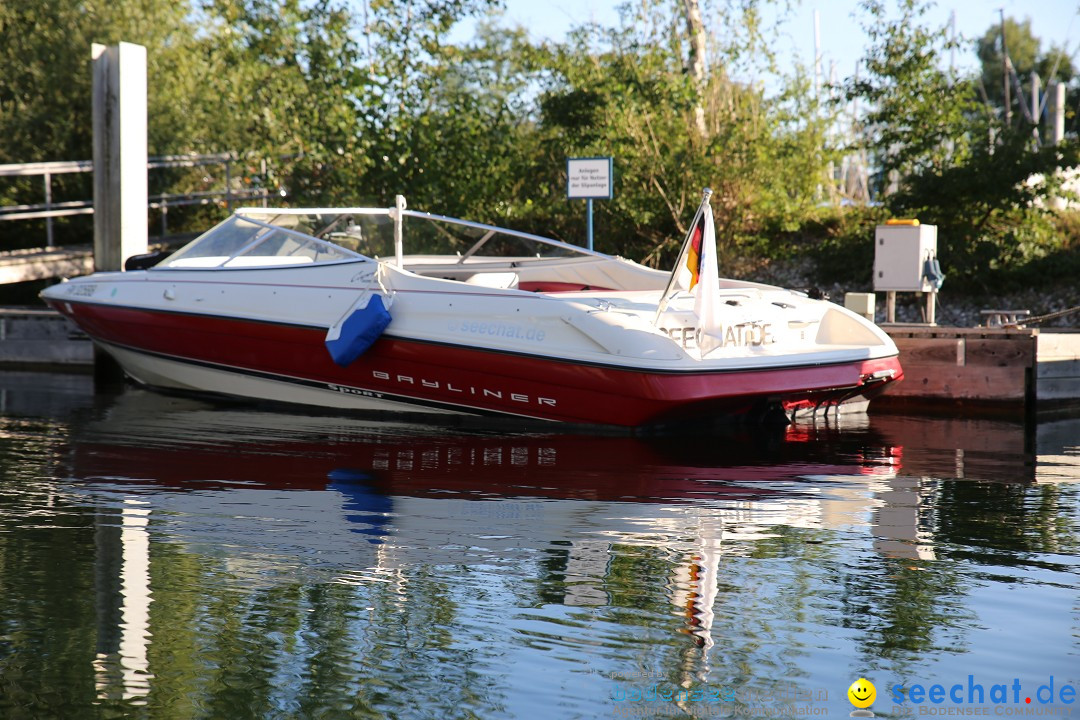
[877,325,1080,417]
[0,308,93,367]
[0,245,94,285]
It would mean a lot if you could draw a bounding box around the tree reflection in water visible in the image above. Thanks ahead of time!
[0,381,1075,718]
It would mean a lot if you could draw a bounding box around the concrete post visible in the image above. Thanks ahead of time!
[1030,72,1041,129]
[1050,81,1068,210]
[1050,81,1066,145]
[92,42,148,272]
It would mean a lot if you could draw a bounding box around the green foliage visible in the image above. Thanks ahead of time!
[845,0,978,180]
[999,211,1080,292]
[776,204,890,290]
[0,0,198,245]
[531,0,835,266]
[888,125,1080,288]
[0,0,193,163]
[846,0,1080,291]
[356,16,541,222]
[1,0,1078,300]
[196,0,370,204]
[976,16,1078,136]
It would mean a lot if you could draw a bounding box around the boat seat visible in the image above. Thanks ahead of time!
[464,272,519,289]
[517,281,615,293]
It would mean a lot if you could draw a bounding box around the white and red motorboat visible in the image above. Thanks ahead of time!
[41,192,902,427]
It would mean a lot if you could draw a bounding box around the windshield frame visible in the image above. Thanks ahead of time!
[153,212,368,271]
[151,205,607,271]
[400,209,604,260]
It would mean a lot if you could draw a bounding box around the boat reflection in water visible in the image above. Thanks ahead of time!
[66,391,887,700]
[39,387,1076,710]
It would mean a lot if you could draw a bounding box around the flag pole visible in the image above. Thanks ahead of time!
[654,187,713,324]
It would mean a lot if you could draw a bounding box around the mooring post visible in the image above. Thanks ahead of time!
[1050,81,1066,145]
[91,42,148,272]
[91,42,148,389]
[44,171,54,246]
[1050,81,1067,210]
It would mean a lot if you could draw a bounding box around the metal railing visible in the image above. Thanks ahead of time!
[0,152,273,245]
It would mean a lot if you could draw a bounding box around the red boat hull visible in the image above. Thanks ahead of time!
[48,299,903,426]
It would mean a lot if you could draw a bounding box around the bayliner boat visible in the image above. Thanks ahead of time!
[41,191,902,427]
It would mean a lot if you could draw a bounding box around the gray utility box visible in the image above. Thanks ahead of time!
[873,222,938,292]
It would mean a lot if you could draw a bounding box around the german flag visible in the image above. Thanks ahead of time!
[654,188,717,337]
[685,213,706,290]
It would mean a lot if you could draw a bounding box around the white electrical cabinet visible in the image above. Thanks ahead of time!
[873,223,938,292]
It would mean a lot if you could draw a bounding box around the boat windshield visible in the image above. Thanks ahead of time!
[157,213,365,269]
[400,211,586,262]
[156,206,597,269]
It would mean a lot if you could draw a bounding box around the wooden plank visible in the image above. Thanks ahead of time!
[0,312,93,365]
[891,363,1026,400]
[877,327,1080,412]
[892,335,1036,367]
[0,248,94,284]
[0,339,93,365]
[964,337,1035,367]
[92,42,148,271]
[892,337,962,364]
[885,325,1036,339]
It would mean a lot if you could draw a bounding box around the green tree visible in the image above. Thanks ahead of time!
[0,0,199,164]
[888,123,1080,287]
[196,0,370,205]
[533,0,833,266]
[351,0,511,210]
[847,0,1080,289]
[845,0,978,183]
[357,17,541,221]
[975,16,1077,135]
[0,0,210,246]
[0,0,378,242]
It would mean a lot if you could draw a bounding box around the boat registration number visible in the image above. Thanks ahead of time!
[658,322,774,349]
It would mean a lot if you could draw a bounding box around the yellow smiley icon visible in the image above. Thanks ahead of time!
[848,678,876,709]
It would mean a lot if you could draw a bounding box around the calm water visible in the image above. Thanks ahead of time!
[0,372,1077,720]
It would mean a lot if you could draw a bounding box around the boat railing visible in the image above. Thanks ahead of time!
[400,210,603,259]
[234,201,608,262]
